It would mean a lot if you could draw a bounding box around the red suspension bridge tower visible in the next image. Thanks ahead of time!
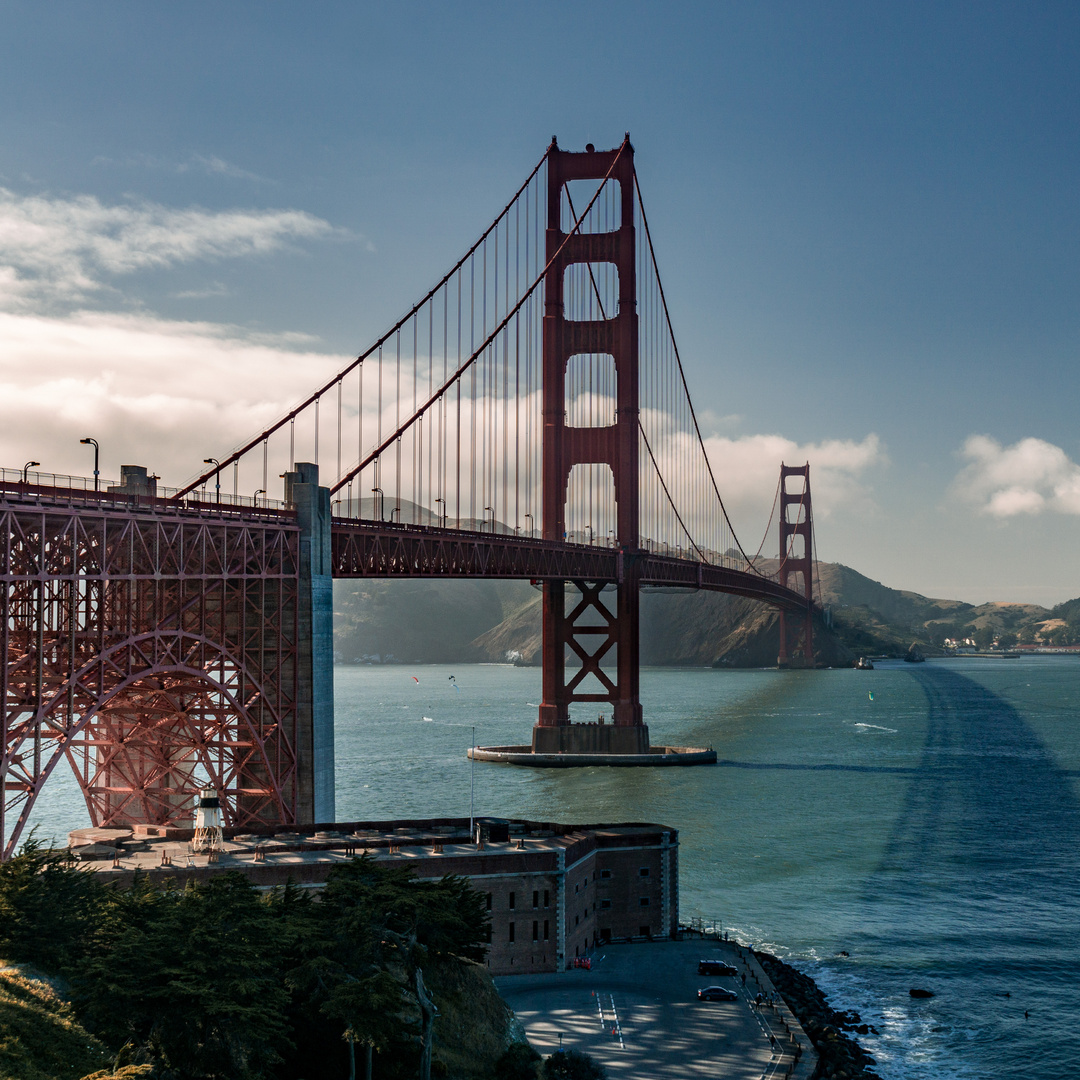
[777,463,815,669]
[534,137,649,755]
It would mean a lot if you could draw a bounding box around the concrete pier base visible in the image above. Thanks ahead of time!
[531,722,650,756]
[468,744,717,767]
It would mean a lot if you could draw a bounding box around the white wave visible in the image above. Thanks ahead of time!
[854,722,898,733]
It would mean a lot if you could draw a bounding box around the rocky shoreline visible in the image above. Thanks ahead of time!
[753,949,883,1080]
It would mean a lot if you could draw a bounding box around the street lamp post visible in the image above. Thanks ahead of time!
[79,438,99,491]
[470,725,476,839]
[254,489,266,507]
[484,506,494,532]
[434,497,446,528]
[524,512,534,537]
[203,458,221,504]
[372,486,385,521]
[22,460,39,484]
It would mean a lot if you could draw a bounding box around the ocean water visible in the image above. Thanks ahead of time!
[27,657,1080,1078]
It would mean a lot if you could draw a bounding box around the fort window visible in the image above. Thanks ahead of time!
[639,897,650,907]
[639,925,651,937]
[544,890,550,907]
[509,922,515,942]
[533,890,539,908]
[600,899,612,909]
[639,867,650,877]
[509,891,515,910]
[486,892,492,910]
[544,920,550,940]
[533,920,539,941]
[600,869,612,879]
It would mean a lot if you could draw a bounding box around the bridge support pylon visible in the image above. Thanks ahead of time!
[285,463,336,824]
[532,136,651,756]
[777,463,816,669]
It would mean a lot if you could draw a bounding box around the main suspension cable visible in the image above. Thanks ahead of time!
[173,144,554,499]
[634,170,767,574]
[329,140,630,498]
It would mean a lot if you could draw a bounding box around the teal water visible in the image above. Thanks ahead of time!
[28,657,1080,1078]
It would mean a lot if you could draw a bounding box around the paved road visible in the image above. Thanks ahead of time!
[496,940,789,1079]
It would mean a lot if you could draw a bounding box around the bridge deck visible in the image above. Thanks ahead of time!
[0,485,811,614]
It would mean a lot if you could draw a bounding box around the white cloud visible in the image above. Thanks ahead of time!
[0,187,336,309]
[955,435,1080,517]
[188,154,269,183]
[92,152,273,184]
[700,431,886,521]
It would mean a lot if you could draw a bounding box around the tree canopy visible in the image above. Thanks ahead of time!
[0,846,491,1080]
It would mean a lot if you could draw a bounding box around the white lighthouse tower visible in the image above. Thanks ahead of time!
[192,788,224,854]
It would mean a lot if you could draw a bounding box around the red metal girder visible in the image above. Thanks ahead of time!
[2,494,301,859]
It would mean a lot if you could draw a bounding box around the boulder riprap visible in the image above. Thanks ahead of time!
[753,949,882,1080]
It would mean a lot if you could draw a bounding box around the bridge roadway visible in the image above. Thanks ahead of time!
[331,518,812,611]
[0,482,812,613]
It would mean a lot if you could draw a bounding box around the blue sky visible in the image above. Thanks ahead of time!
[1,2,1078,603]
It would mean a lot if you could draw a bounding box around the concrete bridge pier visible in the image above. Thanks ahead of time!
[286,463,336,824]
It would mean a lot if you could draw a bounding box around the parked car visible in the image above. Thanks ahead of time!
[697,960,738,976]
[697,986,739,1001]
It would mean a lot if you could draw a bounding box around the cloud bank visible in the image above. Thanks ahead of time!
[0,309,346,486]
[955,435,1080,517]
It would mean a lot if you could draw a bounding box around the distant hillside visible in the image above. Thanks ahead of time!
[814,564,1055,655]
[334,562,1077,668]
[334,579,536,664]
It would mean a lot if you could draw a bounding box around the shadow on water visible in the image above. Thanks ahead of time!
[716,760,918,775]
[864,663,1080,936]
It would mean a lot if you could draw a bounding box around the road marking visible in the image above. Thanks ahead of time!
[608,993,626,1050]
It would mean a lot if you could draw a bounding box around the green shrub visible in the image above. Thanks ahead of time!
[495,1042,542,1080]
[542,1048,606,1079]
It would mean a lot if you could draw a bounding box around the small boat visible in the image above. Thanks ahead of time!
[855,657,874,670]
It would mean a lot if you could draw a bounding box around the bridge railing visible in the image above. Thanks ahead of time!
[0,466,119,492]
[0,467,287,513]
[0,466,289,511]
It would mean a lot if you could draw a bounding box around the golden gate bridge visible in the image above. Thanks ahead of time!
[0,136,817,859]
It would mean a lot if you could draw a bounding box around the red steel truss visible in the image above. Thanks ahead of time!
[1,488,300,859]
[540,137,644,728]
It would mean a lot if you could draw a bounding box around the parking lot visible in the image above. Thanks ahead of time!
[496,940,792,1079]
